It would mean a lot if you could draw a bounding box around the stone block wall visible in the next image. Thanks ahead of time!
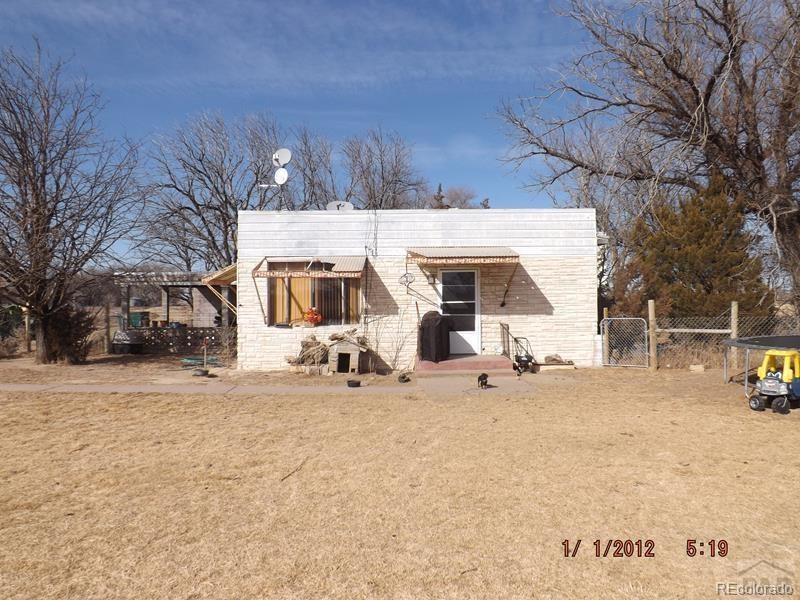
[236,256,597,371]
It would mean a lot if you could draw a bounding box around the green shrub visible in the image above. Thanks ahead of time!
[51,307,97,364]
[0,329,20,357]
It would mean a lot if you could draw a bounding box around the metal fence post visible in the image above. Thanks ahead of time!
[744,348,750,397]
[602,307,610,364]
[648,299,658,371]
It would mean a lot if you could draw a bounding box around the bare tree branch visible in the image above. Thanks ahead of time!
[502,0,800,305]
[0,42,143,362]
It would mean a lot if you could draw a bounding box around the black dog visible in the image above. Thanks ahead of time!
[477,373,489,389]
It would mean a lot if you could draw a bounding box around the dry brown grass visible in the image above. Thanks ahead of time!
[0,354,404,387]
[1,369,799,598]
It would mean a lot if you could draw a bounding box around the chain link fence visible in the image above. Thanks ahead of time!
[656,314,732,368]
[601,318,649,367]
[657,314,800,368]
[604,303,800,370]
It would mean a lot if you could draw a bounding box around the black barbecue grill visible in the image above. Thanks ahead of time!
[418,311,452,363]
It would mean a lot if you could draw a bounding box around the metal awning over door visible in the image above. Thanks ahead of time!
[406,246,519,265]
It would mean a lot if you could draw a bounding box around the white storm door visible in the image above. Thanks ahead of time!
[439,269,480,355]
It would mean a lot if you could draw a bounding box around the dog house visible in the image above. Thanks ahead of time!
[329,340,367,374]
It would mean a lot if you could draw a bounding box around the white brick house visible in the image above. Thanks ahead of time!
[236,208,599,371]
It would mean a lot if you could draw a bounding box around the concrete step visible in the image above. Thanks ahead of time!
[416,354,515,377]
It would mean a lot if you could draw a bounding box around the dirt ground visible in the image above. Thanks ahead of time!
[0,354,405,387]
[0,365,798,599]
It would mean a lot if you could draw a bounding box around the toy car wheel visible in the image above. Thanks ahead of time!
[772,395,790,415]
[749,395,766,412]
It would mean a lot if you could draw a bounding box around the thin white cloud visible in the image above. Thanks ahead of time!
[0,0,581,92]
[415,134,506,168]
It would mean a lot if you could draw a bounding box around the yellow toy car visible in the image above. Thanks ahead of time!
[751,349,800,414]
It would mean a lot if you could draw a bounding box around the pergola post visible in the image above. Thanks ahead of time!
[220,286,230,326]
[161,286,170,325]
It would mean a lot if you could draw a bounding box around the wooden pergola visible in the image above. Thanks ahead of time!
[113,269,237,329]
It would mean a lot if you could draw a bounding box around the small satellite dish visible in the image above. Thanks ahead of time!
[274,167,289,185]
[326,201,354,211]
[272,148,292,167]
[398,273,415,287]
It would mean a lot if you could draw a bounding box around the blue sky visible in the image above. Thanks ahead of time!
[0,0,585,207]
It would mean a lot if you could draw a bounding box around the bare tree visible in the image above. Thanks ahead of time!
[445,186,478,208]
[289,126,354,209]
[146,120,433,268]
[563,170,662,299]
[343,128,427,209]
[424,183,479,208]
[502,0,800,306]
[0,44,142,363]
[148,113,284,270]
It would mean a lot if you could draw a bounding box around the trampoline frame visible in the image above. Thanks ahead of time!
[723,336,800,397]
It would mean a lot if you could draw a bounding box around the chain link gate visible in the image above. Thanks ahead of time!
[601,317,649,367]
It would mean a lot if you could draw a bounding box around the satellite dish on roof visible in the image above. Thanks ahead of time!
[326,201,354,211]
[274,167,289,185]
[272,148,292,167]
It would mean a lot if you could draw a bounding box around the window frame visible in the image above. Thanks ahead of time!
[267,275,361,327]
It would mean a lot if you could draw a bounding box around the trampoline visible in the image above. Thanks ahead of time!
[723,335,800,396]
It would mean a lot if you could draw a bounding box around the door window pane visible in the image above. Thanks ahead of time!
[448,315,475,331]
[442,285,475,302]
[441,271,475,286]
[442,301,476,315]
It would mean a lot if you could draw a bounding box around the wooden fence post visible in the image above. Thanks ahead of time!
[23,307,31,353]
[730,300,739,371]
[648,299,658,371]
[602,307,609,364]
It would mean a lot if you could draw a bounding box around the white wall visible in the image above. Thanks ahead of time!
[236,209,599,370]
[237,209,597,259]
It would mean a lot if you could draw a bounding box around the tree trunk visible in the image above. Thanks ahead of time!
[34,316,49,364]
[34,314,56,364]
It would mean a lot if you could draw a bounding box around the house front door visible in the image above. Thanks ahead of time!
[439,269,480,355]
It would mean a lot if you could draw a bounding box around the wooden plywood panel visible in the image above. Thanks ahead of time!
[289,278,311,322]
[347,279,360,323]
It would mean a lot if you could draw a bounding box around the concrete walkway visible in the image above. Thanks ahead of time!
[0,375,534,397]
